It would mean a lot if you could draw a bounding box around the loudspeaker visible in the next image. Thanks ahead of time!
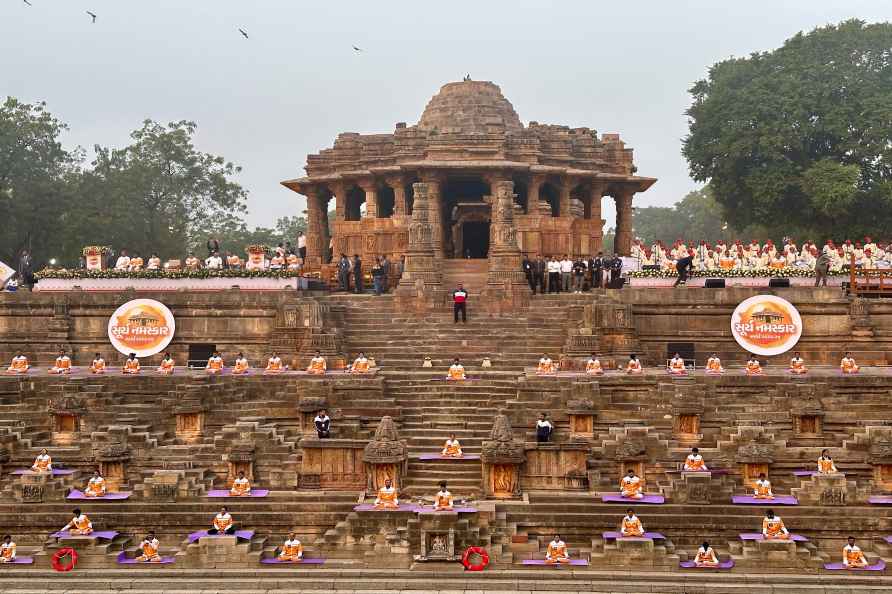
[769,278,791,288]
[705,278,725,288]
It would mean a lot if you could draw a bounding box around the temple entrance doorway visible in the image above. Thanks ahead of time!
[460,222,490,258]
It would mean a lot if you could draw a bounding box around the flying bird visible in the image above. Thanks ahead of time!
[23,0,33,6]
[352,46,362,52]
[238,28,249,39]
[86,10,97,23]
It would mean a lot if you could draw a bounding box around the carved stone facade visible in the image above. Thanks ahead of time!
[481,412,525,498]
[362,416,408,491]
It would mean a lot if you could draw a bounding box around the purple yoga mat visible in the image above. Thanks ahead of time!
[824,560,886,571]
[739,532,807,542]
[116,551,175,565]
[732,495,798,505]
[602,531,664,540]
[793,470,817,477]
[416,506,477,513]
[352,503,421,512]
[522,559,588,567]
[668,468,729,476]
[12,469,75,476]
[679,560,734,569]
[67,489,131,500]
[884,536,892,545]
[1,557,34,564]
[868,496,892,505]
[417,454,481,461]
[187,530,254,544]
[260,557,325,564]
[52,530,118,540]
[602,493,665,504]
[205,489,270,498]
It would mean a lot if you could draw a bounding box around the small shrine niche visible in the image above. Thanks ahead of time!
[362,416,407,492]
[174,399,204,443]
[97,441,130,492]
[736,441,774,488]
[48,394,86,446]
[224,442,255,487]
[481,412,525,499]
[298,396,329,436]
[869,437,892,490]
[416,512,459,562]
[567,398,595,439]
[615,439,648,485]
[792,394,824,437]
[670,385,704,445]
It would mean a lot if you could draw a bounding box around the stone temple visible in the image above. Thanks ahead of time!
[282,80,656,278]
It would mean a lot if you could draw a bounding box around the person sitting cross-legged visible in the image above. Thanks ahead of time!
[441,434,462,457]
[536,354,556,375]
[6,352,29,375]
[230,470,251,497]
[89,353,106,374]
[0,535,16,563]
[124,353,142,375]
[48,350,72,375]
[585,353,604,375]
[433,480,454,511]
[789,352,807,375]
[620,509,644,537]
[350,352,370,373]
[683,447,708,472]
[208,506,236,535]
[447,358,466,381]
[31,448,52,473]
[84,470,107,498]
[705,353,723,375]
[745,356,762,376]
[136,531,162,562]
[620,469,644,499]
[61,508,93,535]
[626,354,643,375]
[753,473,774,500]
[206,351,224,375]
[667,353,686,375]
[843,536,868,569]
[694,541,719,567]
[374,478,399,510]
[277,531,303,562]
[840,352,860,374]
[545,534,570,564]
[762,509,790,540]
[306,350,326,375]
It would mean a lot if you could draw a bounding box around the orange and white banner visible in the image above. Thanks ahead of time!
[730,295,802,356]
[107,299,175,357]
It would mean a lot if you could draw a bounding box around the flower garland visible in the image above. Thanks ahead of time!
[81,245,111,257]
[35,268,306,280]
[625,267,848,279]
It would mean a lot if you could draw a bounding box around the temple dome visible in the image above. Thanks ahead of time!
[417,80,523,135]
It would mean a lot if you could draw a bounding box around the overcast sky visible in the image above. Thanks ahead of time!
[2,0,889,229]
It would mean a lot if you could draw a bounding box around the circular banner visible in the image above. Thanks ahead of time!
[107,299,175,357]
[731,295,802,356]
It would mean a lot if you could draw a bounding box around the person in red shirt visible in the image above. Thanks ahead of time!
[452,283,468,324]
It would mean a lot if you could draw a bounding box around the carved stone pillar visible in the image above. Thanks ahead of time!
[481,412,525,498]
[362,416,408,491]
[482,181,529,312]
[420,172,444,259]
[614,188,635,256]
[359,180,378,219]
[396,182,442,295]
[304,187,326,267]
[388,177,407,217]
[559,178,573,218]
[527,174,543,217]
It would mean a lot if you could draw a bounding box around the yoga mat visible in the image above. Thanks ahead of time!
[732,495,798,505]
[416,506,477,513]
[602,531,664,540]
[679,560,734,569]
[205,489,270,498]
[739,533,807,542]
[883,536,892,545]
[868,496,892,505]
[793,470,817,477]
[13,469,75,476]
[0,557,34,564]
[52,530,118,540]
[260,557,325,564]
[67,490,131,500]
[417,454,480,461]
[521,559,589,566]
[187,530,254,544]
[352,503,421,512]
[668,469,729,476]
[602,493,665,504]
[824,560,885,571]
[116,552,175,564]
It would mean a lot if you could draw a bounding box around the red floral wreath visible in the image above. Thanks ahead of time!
[51,547,78,572]
[460,546,489,571]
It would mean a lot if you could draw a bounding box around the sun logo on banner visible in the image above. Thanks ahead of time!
[731,295,802,356]
[107,299,175,357]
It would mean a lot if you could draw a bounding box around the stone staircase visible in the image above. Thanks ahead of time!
[440,259,489,294]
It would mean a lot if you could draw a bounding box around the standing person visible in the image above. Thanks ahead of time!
[297,232,306,260]
[572,256,587,293]
[337,254,350,292]
[591,251,604,289]
[352,254,363,294]
[814,249,831,287]
[206,237,220,256]
[380,255,391,293]
[532,255,546,295]
[560,254,573,293]
[674,254,694,287]
[610,254,623,288]
[371,257,385,296]
[536,413,553,443]
[522,254,534,292]
[547,256,561,293]
[452,283,468,324]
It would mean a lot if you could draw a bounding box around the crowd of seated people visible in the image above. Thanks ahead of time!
[89,241,304,273]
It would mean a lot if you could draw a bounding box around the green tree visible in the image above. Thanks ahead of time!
[683,20,892,238]
[632,187,738,245]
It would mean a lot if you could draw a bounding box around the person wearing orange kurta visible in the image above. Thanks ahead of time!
[841,353,859,374]
[208,507,236,535]
[683,448,708,471]
[62,508,93,535]
[620,470,644,499]
[128,254,144,271]
[89,353,106,374]
[620,509,644,537]
[84,470,107,497]
[818,449,838,473]
[0,535,16,562]
[789,352,807,375]
[31,449,52,473]
[694,541,719,567]
[155,354,173,375]
[441,434,462,457]
[374,478,399,510]
[136,532,161,562]
[545,534,570,563]
[48,350,72,374]
[269,254,286,270]
[668,353,686,375]
[754,473,774,499]
[232,353,250,375]
[226,254,242,269]
[265,353,284,374]
[762,509,789,540]
[278,532,303,561]
[286,253,301,271]
[230,471,251,496]
[705,353,723,375]
[536,355,556,375]
[146,254,162,270]
[206,352,224,375]
[123,353,141,375]
[626,354,643,375]
[745,356,762,375]
[843,536,868,569]
[446,358,466,381]
[184,252,201,271]
[6,352,29,375]
[433,481,453,511]
[350,352,370,373]
[585,353,604,375]
[307,351,326,374]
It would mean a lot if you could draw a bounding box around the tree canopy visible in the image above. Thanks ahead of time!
[632,188,733,245]
[683,19,892,239]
